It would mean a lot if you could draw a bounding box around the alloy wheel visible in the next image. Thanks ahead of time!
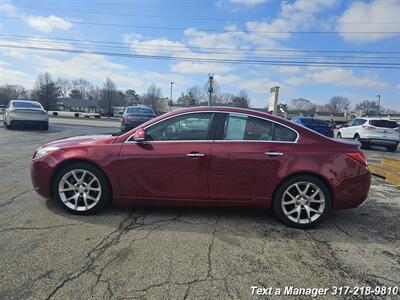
[58,169,102,212]
[281,181,325,225]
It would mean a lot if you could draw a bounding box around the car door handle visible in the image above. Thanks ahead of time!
[186,152,205,158]
[265,152,284,157]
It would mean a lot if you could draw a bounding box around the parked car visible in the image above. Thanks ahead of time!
[31,107,370,229]
[337,118,399,152]
[3,100,49,130]
[120,105,156,132]
[291,117,334,138]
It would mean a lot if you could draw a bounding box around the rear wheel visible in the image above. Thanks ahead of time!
[273,175,331,229]
[42,123,49,130]
[53,163,110,215]
[386,145,398,152]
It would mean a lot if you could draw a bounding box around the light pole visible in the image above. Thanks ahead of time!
[170,81,174,104]
[376,94,381,117]
[208,74,214,107]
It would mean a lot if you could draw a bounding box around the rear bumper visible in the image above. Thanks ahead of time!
[10,120,48,127]
[333,169,371,210]
[360,138,398,146]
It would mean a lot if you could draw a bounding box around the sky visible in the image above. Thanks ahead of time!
[0,0,399,109]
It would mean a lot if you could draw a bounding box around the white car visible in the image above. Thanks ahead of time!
[337,118,399,152]
[3,100,49,130]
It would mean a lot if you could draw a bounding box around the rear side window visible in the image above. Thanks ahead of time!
[369,120,398,128]
[353,119,367,126]
[223,114,297,142]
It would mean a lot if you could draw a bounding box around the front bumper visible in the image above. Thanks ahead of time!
[30,159,52,199]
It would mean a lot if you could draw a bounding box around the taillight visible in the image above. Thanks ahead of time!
[362,125,376,130]
[346,152,368,166]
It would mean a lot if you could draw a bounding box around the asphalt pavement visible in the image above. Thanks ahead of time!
[0,123,399,299]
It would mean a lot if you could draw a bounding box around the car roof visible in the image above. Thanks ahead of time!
[11,100,41,104]
[364,117,396,121]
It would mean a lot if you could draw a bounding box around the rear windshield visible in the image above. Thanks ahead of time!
[369,120,398,128]
[12,101,42,109]
[300,118,329,127]
[126,107,154,115]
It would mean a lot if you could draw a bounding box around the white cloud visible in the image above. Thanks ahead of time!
[25,15,72,33]
[0,65,34,86]
[0,0,17,16]
[337,0,400,42]
[285,68,389,88]
[396,83,400,90]
[171,62,234,74]
[272,66,301,74]
[229,0,268,6]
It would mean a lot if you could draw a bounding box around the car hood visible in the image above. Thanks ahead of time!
[43,135,117,148]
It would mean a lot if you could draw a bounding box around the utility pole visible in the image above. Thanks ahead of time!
[170,81,174,103]
[208,74,214,107]
[376,94,381,117]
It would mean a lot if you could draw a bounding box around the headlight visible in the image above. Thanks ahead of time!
[33,146,60,160]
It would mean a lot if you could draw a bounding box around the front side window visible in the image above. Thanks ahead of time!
[145,112,213,141]
[223,114,297,142]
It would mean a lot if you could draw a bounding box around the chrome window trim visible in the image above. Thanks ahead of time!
[124,110,299,144]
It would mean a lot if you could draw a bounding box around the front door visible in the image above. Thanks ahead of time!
[119,112,215,200]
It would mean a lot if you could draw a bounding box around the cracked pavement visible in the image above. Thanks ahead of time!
[0,123,399,299]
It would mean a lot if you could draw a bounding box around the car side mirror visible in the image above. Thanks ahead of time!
[133,129,146,142]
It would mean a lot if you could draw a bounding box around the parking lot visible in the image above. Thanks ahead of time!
[0,123,399,299]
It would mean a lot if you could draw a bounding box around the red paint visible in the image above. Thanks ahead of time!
[31,107,371,210]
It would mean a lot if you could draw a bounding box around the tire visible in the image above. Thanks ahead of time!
[53,162,111,215]
[386,145,398,152]
[272,175,332,229]
[337,132,342,138]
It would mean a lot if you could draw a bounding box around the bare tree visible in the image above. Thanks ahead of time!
[31,73,60,110]
[355,100,383,116]
[55,78,71,98]
[71,79,91,99]
[141,84,166,114]
[231,89,249,108]
[326,96,350,113]
[289,98,315,111]
[0,84,29,105]
[177,86,202,106]
[98,78,117,117]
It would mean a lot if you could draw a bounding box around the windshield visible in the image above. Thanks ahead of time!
[369,120,398,128]
[12,101,43,109]
[126,107,154,115]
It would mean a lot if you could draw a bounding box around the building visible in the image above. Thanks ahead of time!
[52,98,99,113]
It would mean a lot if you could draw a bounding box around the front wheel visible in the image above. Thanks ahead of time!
[337,132,342,139]
[273,175,331,229]
[53,163,110,214]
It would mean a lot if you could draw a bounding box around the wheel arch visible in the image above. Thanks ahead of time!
[272,172,334,205]
[49,158,113,199]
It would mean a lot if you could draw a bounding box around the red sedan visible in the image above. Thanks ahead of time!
[31,107,370,228]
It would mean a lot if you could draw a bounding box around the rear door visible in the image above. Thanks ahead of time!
[208,113,298,202]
